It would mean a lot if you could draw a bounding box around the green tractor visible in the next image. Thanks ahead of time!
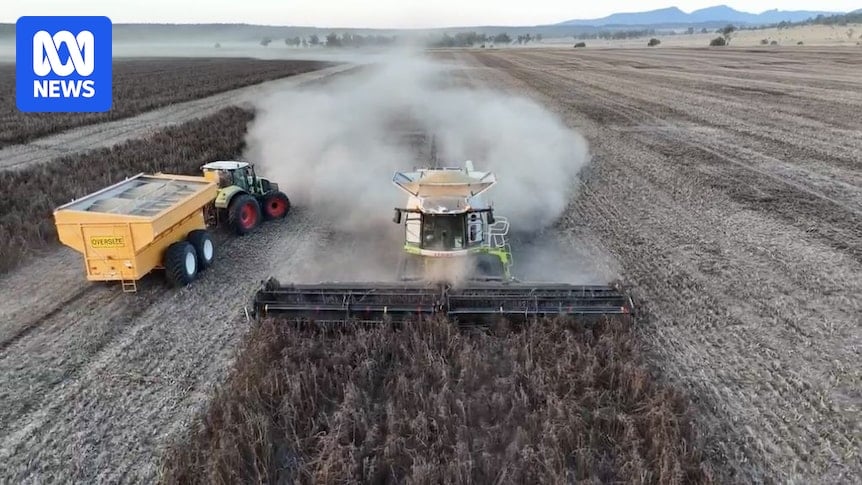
[201,161,290,235]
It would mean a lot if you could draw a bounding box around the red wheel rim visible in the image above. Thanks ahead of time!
[269,198,287,218]
[240,202,257,228]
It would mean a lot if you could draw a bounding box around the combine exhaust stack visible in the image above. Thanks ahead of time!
[254,278,633,324]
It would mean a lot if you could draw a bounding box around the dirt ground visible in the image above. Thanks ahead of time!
[449,47,861,483]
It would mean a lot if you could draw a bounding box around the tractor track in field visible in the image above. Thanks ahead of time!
[455,48,861,483]
[0,285,99,353]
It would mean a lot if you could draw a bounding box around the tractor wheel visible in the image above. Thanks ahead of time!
[187,229,215,270]
[262,191,290,220]
[164,241,198,287]
[228,194,261,235]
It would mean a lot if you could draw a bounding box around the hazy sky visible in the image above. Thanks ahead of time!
[6,1,859,29]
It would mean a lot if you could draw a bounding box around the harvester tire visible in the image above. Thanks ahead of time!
[187,229,215,270]
[165,241,198,287]
[262,191,290,220]
[228,194,261,235]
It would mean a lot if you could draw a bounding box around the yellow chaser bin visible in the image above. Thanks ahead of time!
[54,173,218,292]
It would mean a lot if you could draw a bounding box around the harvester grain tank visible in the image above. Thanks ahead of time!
[254,161,633,323]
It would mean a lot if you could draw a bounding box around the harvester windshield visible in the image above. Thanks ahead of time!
[423,214,465,250]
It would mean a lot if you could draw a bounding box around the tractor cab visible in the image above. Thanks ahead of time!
[202,160,274,193]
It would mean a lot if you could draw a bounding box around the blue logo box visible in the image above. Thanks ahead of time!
[16,16,112,112]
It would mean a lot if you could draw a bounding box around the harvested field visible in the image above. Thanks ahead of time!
[0,106,253,274]
[0,58,328,147]
[3,47,860,485]
[454,47,861,483]
[162,317,710,484]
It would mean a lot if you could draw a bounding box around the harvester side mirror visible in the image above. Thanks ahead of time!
[487,210,495,225]
[393,209,402,224]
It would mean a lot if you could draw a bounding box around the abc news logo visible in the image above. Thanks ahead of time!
[32,30,96,98]
[17,16,112,112]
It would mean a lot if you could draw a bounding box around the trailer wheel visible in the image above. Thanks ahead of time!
[165,241,198,287]
[187,229,215,270]
[262,191,290,220]
[228,194,261,235]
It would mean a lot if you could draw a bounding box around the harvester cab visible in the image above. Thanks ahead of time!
[391,161,513,282]
[201,161,290,235]
[253,160,635,325]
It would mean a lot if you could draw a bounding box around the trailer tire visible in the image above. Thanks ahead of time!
[262,191,290,220]
[165,241,198,287]
[187,229,215,270]
[228,194,261,235]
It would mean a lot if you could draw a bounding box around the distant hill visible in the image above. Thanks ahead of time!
[559,4,843,26]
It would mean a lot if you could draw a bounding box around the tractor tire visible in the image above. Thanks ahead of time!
[262,191,290,220]
[164,241,198,287]
[187,229,215,270]
[228,194,261,235]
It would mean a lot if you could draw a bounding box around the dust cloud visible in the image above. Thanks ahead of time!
[243,49,610,283]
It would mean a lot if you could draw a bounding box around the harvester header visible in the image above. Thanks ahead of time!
[254,279,632,324]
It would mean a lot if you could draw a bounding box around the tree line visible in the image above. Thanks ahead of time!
[260,33,398,48]
[773,11,862,29]
[427,32,543,48]
[575,29,657,40]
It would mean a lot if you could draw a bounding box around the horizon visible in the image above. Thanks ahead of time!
[4,2,858,29]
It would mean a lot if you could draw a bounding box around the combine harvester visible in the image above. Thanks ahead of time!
[254,161,633,324]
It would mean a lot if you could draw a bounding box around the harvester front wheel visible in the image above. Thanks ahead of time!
[228,194,261,235]
[165,241,198,287]
[187,229,215,270]
[262,191,290,220]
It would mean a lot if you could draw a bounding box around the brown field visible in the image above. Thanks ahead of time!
[162,318,710,484]
[0,58,328,147]
[0,48,859,484]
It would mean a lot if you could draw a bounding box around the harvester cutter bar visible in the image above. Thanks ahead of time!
[446,284,633,320]
[254,281,443,321]
[254,278,633,323]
